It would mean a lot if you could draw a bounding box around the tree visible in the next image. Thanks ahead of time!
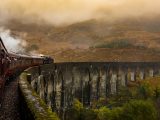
[97,107,111,120]
[97,107,123,120]
[137,83,153,99]
[66,99,83,120]
[122,100,158,120]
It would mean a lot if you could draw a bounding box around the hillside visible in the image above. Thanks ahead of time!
[2,18,160,62]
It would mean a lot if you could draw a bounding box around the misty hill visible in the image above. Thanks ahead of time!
[2,18,160,62]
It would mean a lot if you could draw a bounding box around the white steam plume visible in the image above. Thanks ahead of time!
[0,0,160,26]
[0,28,27,53]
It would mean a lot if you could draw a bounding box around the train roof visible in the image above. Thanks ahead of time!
[9,52,43,59]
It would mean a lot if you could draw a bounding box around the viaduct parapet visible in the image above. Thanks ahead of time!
[21,62,160,117]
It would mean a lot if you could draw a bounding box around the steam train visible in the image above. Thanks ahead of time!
[0,37,53,106]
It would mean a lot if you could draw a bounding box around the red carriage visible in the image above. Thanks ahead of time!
[0,37,54,107]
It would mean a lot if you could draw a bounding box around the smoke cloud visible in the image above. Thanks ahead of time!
[0,0,160,26]
[0,28,27,53]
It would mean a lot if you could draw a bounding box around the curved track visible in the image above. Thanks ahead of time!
[0,78,21,120]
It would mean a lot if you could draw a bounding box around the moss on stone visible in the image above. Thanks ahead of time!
[19,70,59,120]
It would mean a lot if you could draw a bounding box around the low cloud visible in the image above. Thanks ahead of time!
[0,0,160,26]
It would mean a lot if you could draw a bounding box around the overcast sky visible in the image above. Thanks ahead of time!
[0,0,160,26]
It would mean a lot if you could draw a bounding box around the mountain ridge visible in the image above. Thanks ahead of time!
[1,18,160,62]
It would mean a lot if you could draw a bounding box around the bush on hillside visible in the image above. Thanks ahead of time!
[136,83,153,99]
[97,107,123,120]
[79,100,157,120]
[65,99,83,120]
[97,100,157,120]
[122,100,158,120]
[95,40,133,49]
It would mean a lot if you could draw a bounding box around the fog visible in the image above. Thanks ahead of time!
[0,0,160,26]
[0,28,26,53]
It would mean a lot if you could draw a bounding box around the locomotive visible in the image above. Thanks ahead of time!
[0,37,53,106]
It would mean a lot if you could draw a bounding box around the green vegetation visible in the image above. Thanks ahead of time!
[66,77,160,120]
[67,99,157,120]
[136,83,153,99]
[92,40,147,50]
[121,100,157,120]
[94,40,133,49]
[97,107,123,120]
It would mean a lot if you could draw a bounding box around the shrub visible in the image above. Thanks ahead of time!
[153,87,160,99]
[136,83,153,99]
[97,107,123,120]
[66,99,83,120]
[73,99,83,111]
[95,40,133,49]
[97,107,111,120]
[81,109,97,120]
[116,87,132,102]
[122,100,158,120]
[66,95,158,120]
[97,100,158,120]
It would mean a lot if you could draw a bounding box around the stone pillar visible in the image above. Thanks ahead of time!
[140,71,144,80]
[130,72,135,82]
[64,71,73,108]
[110,74,117,95]
[38,74,45,100]
[61,76,65,110]
[91,71,99,101]
[55,79,61,111]
[82,70,91,106]
[99,70,106,98]
[32,78,38,93]
[149,69,154,77]
[121,72,126,87]
[47,73,54,108]
[106,73,111,97]
[72,70,81,102]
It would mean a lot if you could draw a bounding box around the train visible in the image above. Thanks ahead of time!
[0,37,54,106]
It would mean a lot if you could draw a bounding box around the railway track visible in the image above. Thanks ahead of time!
[0,78,21,120]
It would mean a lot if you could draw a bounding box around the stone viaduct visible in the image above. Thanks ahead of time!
[23,62,160,114]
